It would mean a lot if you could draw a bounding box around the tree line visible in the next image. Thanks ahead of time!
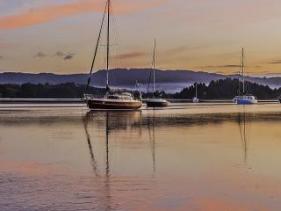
[0,83,105,98]
[171,78,281,99]
[0,78,280,99]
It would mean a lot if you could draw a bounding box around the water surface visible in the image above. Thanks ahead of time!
[1,104,281,210]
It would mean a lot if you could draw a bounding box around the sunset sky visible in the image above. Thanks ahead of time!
[0,0,281,75]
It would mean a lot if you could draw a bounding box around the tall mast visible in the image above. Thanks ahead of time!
[106,0,110,89]
[195,83,198,98]
[152,39,156,94]
[241,48,245,94]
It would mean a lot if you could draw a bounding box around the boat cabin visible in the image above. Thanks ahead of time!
[107,93,134,100]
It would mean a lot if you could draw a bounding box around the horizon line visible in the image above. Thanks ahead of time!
[0,68,281,78]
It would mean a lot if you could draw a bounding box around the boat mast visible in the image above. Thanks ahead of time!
[195,83,198,98]
[242,48,245,95]
[152,39,156,95]
[106,0,110,90]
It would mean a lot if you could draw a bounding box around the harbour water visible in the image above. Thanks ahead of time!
[1,103,281,210]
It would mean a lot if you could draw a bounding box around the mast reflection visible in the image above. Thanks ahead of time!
[105,111,110,177]
[147,110,156,173]
[83,113,99,176]
[83,110,143,174]
[237,106,248,164]
[83,111,114,210]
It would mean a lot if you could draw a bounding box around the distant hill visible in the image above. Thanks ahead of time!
[0,72,88,85]
[0,69,280,93]
[0,69,224,85]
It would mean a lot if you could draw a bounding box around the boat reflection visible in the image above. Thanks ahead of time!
[83,110,159,175]
[82,110,158,209]
[82,109,274,175]
[237,106,249,164]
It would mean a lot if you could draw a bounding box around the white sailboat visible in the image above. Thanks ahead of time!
[233,48,258,105]
[146,39,169,107]
[84,0,142,110]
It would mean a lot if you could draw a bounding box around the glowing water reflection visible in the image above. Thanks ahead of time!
[1,104,281,210]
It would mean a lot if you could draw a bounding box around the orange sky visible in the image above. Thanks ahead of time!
[0,0,281,75]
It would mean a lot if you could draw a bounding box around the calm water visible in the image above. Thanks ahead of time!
[1,104,281,211]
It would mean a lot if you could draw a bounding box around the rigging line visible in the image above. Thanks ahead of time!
[147,40,157,95]
[152,39,157,95]
[147,70,152,95]
[242,48,245,94]
[85,1,108,92]
[106,0,111,90]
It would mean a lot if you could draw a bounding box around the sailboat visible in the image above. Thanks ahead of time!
[84,0,142,110]
[146,39,169,107]
[192,83,200,103]
[233,48,258,105]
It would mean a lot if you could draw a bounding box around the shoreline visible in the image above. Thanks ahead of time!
[0,98,279,104]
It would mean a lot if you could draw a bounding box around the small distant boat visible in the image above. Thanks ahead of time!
[233,95,258,105]
[146,98,169,107]
[192,97,200,104]
[192,83,200,103]
[84,0,142,110]
[233,48,258,105]
[146,39,169,108]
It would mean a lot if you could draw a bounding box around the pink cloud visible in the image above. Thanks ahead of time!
[0,0,166,30]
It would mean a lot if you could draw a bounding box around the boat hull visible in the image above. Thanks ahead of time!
[87,99,142,110]
[236,99,257,105]
[146,99,169,107]
[192,97,200,103]
[233,95,258,105]
[235,99,258,105]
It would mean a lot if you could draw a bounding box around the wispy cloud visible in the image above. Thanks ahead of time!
[63,53,75,60]
[33,50,75,60]
[34,51,47,58]
[201,64,241,69]
[113,51,147,60]
[166,45,207,54]
[54,51,75,60]
[55,51,65,57]
[269,59,281,64]
[0,0,167,29]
